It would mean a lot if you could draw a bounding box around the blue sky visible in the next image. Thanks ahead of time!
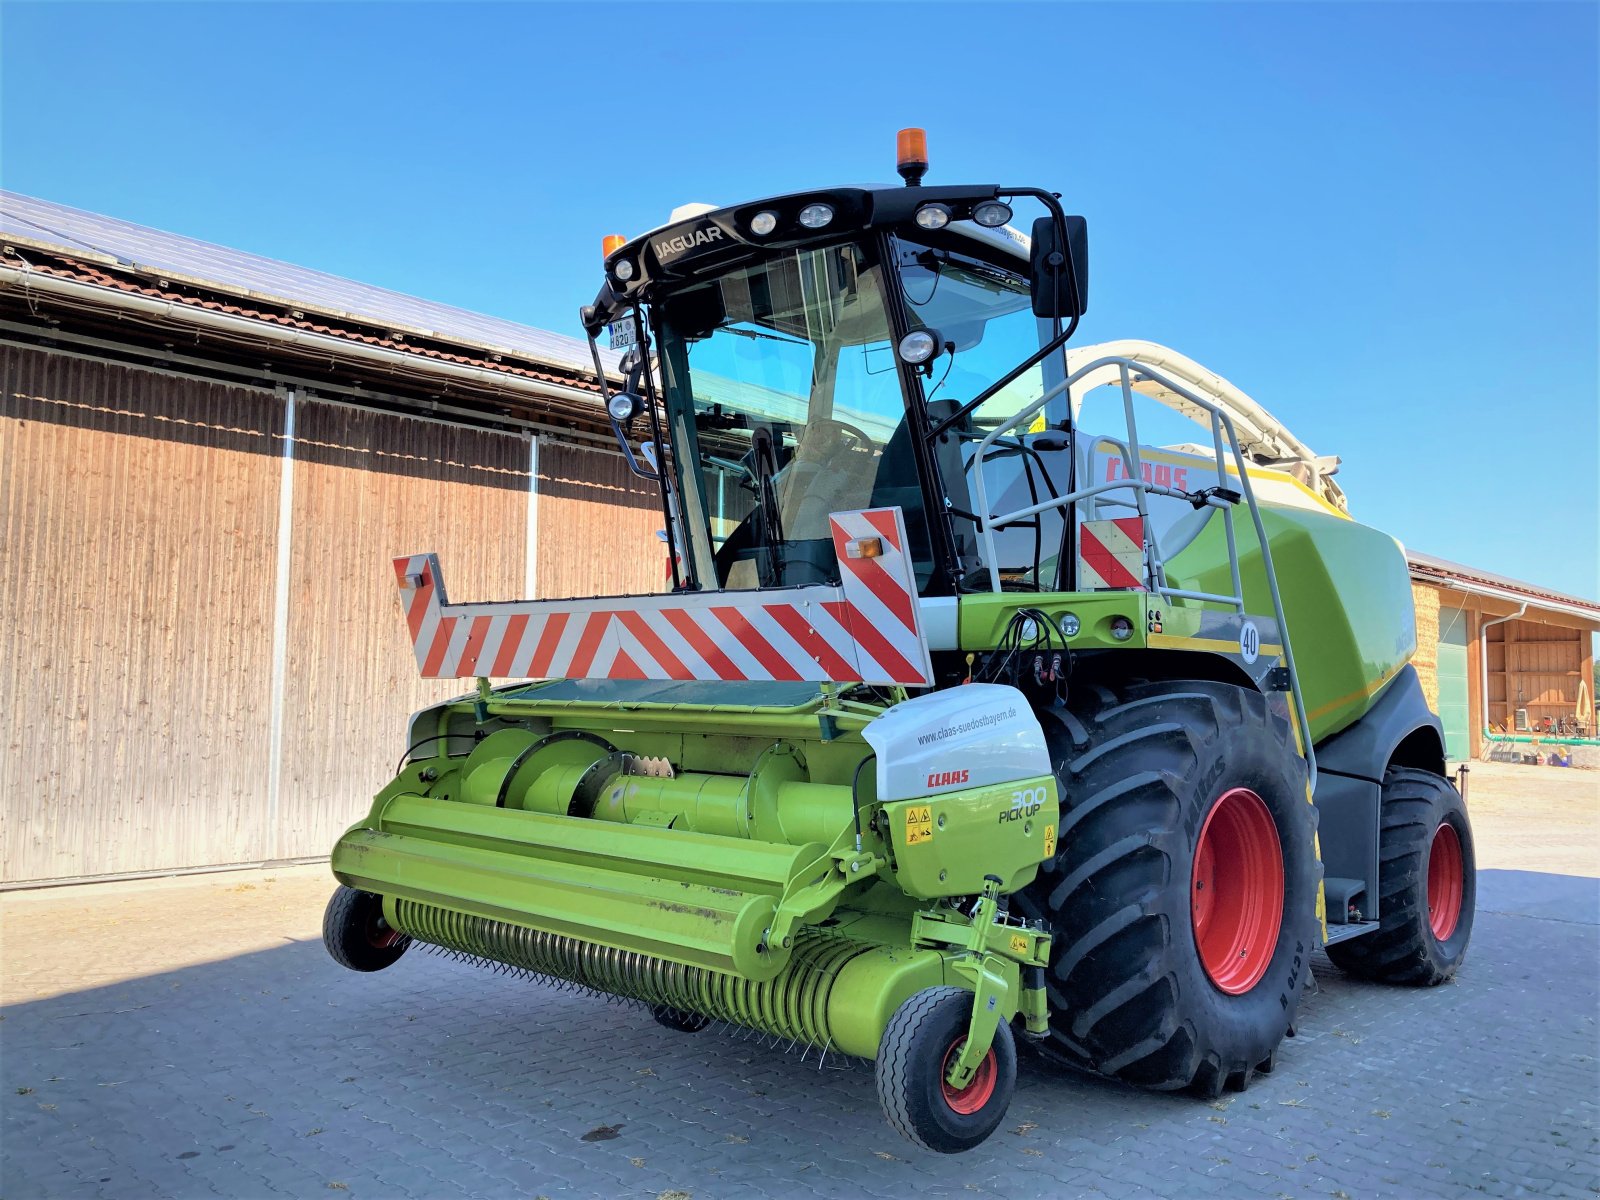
[4,2,1596,600]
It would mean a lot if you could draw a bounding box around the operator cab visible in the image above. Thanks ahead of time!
[581,135,1089,598]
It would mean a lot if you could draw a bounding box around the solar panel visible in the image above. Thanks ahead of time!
[0,190,601,376]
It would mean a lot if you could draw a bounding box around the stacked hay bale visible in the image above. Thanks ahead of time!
[1410,582,1442,712]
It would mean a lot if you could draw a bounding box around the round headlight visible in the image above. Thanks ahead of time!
[613,258,636,282]
[897,330,939,365]
[1110,616,1134,642]
[797,203,834,230]
[915,203,952,230]
[749,210,778,236]
[607,392,642,423]
[972,200,1013,228]
[1058,612,1081,638]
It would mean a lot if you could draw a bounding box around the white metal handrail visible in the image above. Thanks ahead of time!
[966,354,1317,789]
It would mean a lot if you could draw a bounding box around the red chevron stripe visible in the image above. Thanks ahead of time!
[822,600,925,684]
[457,615,493,676]
[711,607,803,681]
[843,554,917,632]
[765,603,860,681]
[421,615,458,677]
[661,608,744,680]
[567,611,611,677]
[491,613,530,677]
[862,508,903,552]
[1079,524,1144,589]
[527,612,571,678]
[618,611,693,680]
[610,648,646,680]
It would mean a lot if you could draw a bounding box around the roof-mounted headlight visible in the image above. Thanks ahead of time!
[612,258,636,282]
[797,203,834,230]
[972,200,1013,228]
[749,210,778,236]
[915,203,952,230]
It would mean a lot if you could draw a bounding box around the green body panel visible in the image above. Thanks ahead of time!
[882,775,1058,899]
[958,592,1150,651]
[1162,503,1415,744]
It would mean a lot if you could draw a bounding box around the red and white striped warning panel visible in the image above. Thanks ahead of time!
[1078,517,1147,590]
[394,507,934,686]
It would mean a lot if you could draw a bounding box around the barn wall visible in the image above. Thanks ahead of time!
[1,347,281,882]
[0,344,651,884]
[275,399,531,860]
[536,440,668,600]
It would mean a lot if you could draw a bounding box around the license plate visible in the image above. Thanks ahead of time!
[608,315,639,351]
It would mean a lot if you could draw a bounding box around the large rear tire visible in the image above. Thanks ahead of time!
[1324,767,1475,985]
[1013,679,1320,1095]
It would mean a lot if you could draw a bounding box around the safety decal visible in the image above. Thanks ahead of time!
[1009,933,1030,957]
[905,805,934,845]
[1078,517,1147,590]
[1043,824,1057,857]
[392,508,934,687]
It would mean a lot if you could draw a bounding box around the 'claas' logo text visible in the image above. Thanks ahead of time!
[927,769,969,788]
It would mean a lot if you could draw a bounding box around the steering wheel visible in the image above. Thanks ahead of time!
[801,417,874,458]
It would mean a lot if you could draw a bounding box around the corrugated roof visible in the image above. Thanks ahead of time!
[1408,550,1600,620]
[0,190,597,375]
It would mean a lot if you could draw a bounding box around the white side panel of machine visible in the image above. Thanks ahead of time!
[863,684,1051,802]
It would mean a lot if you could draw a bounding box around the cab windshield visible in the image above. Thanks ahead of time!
[656,242,932,591]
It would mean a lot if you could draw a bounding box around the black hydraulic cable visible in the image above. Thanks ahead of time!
[851,753,878,853]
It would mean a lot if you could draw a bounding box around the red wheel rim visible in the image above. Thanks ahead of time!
[366,912,403,950]
[1192,787,1285,995]
[1427,821,1464,941]
[940,1040,997,1115]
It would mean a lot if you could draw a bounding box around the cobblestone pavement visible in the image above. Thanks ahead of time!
[2,779,1597,1198]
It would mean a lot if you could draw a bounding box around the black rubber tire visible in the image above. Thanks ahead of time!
[323,886,410,972]
[1012,679,1320,1097]
[876,986,1018,1154]
[1324,767,1475,985]
[650,1005,712,1033]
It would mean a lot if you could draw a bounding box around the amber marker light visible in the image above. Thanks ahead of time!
[897,127,928,186]
[602,234,626,258]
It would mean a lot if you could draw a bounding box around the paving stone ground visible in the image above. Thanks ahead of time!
[2,764,1597,1199]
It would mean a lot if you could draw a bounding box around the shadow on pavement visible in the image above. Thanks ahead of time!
[2,870,1595,1199]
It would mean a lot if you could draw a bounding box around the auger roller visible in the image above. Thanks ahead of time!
[325,130,1477,1152]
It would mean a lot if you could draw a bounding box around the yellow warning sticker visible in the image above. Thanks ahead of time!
[906,805,933,845]
[1009,933,1030,957]
[1043,824,1057,856]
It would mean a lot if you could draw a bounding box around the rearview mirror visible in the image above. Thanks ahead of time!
[1030,215,1089,319]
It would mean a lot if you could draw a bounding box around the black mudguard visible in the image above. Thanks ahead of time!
[1312,665,1447,924]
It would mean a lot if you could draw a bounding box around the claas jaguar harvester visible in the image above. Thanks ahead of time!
[324,130,1476,1153]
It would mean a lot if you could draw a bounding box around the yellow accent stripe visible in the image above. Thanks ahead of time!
[1147,633,1283,657]
[1305,665,1400,723]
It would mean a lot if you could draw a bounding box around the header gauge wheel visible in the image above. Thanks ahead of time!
[323,886,410,973]
[876,986,1017,1153]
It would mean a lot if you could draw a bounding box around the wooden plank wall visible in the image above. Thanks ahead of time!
[277,400,530,860]
[1,348,281,882]
[1485,619,1583,729]
[536,441,668,599]
[2,346,673,882]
